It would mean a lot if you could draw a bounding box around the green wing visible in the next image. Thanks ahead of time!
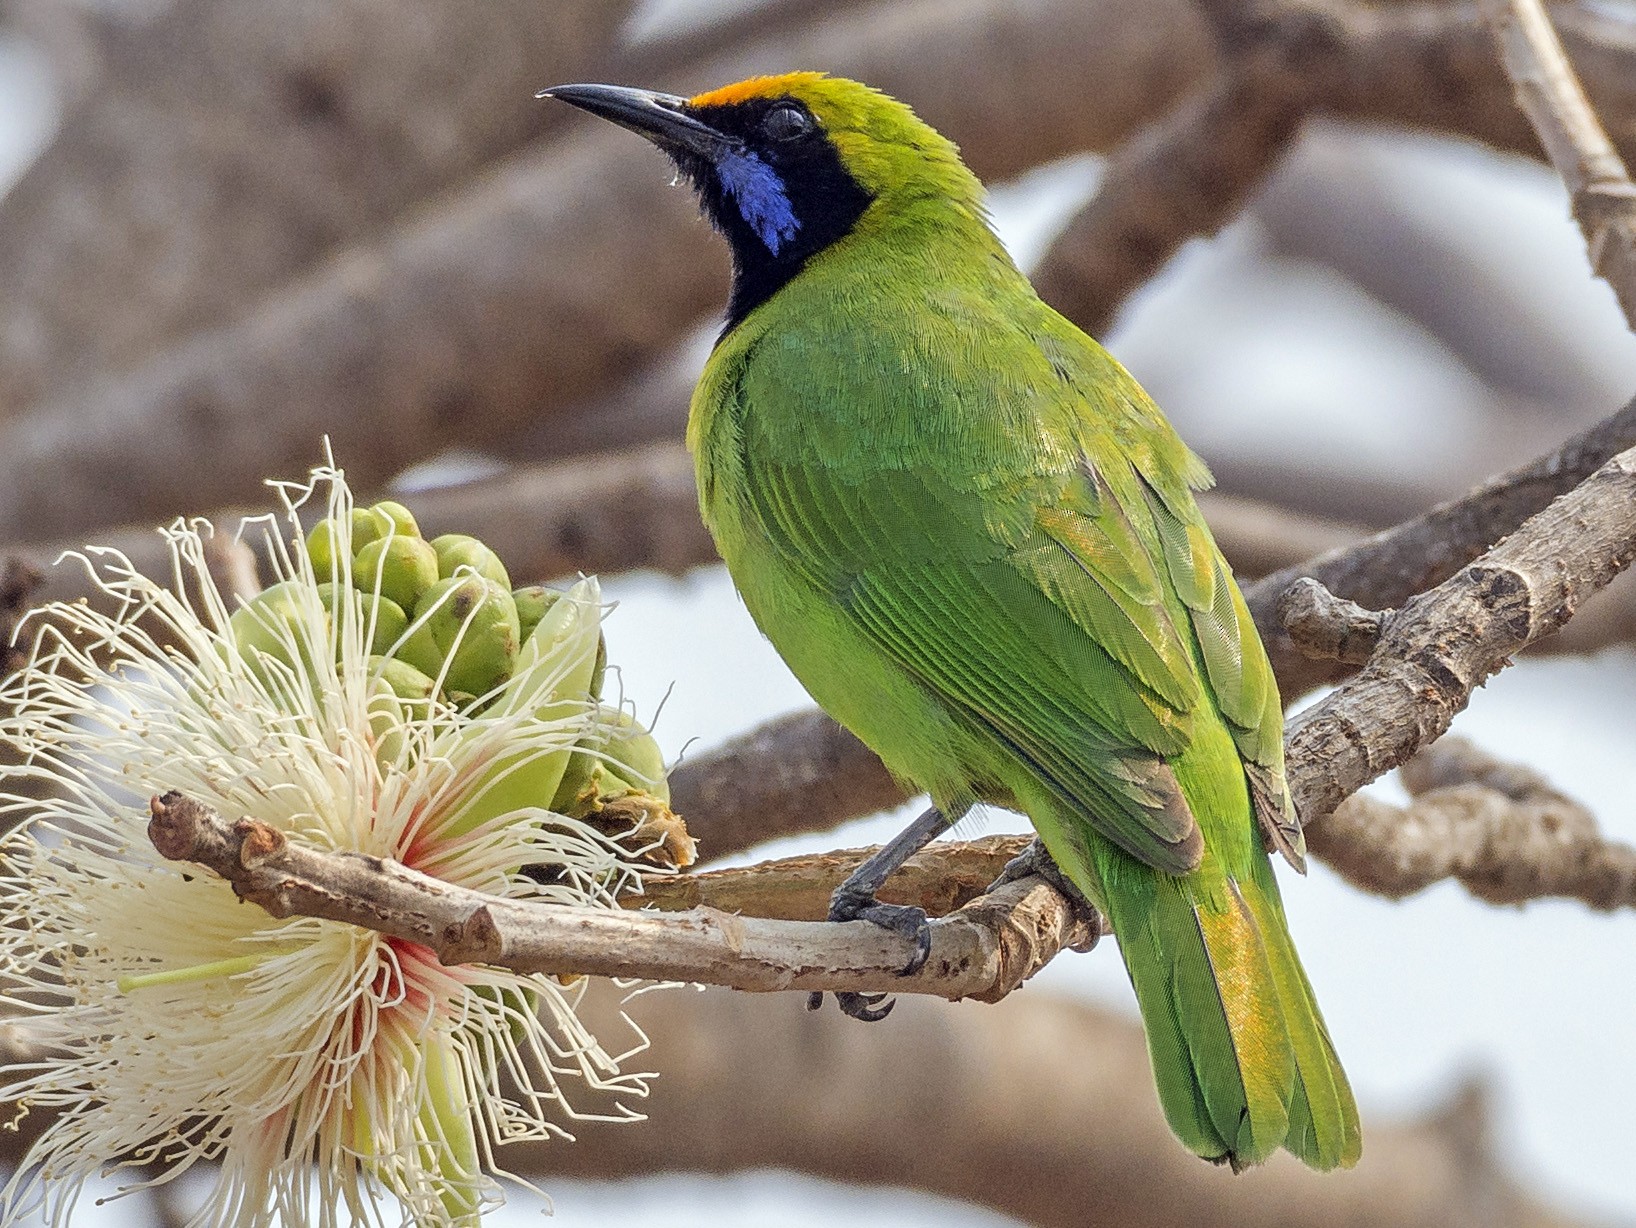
[731,337,1299,874]
[739,438,1208,871]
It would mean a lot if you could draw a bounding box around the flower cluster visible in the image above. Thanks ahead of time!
[0,465,663,1226]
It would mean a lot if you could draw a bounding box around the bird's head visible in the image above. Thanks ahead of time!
[541,73,988,326]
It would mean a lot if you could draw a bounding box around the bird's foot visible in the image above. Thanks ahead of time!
[991,838,1103,953]
[806,884,933,1021]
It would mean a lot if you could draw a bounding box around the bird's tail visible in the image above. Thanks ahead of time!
[1099,853,1362,1171]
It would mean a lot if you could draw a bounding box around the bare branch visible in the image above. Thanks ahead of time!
[1309,737,1636,908]
[1483,0,1636,327]
[1276,577,1387,664]
[668,709,910,860]
[1246,395,1636,697]
[146,792,1097,1005]
[1286,444,1636,823]
[635,835,1032,919]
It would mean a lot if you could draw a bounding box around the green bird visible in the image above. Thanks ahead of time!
[544,72,1361,1171]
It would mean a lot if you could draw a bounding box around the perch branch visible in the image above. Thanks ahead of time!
[634,835,1033,919]
[146,792,1096,1005]
[1276,576,1386,664]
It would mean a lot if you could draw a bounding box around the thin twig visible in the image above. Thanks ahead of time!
[1483,0,1636,328]
[1245,395,1636,697]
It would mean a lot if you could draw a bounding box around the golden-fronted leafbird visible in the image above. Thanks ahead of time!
[544,72,1361,1171]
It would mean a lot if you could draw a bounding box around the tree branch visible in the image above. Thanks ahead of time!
[1245,395,1636,697]
[1483,0,1636,327]
[1308,736,1636,909]
[146,792,1097,1005]
[634,834,1033,919]
[1285,444,1636,822]
[1276,576,1386,664]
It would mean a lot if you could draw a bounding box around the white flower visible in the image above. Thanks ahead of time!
[0,464,656,1226]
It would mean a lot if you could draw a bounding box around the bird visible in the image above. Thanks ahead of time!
[542,72,1361,1172]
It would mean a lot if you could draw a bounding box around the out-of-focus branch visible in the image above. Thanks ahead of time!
[1031,0,1636,340]
[1032,0,1324,336]
[1309,736,1636,908]
[1198,491,1365,575]
[668,709,909,860]
[1253,124,1630,420]
[406,443,714,584]
[1483,0,1636,328]
[1286,444,1636,822]
[1246,395,1636,697]
[540,986,1597,1228]
[0,0,635,412]
[0,983,1603,1228]
[16,0,1636,544]
[147,791,1098,1005]
[0,557,44,678]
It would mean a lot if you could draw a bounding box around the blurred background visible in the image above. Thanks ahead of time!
[0,0,1633,1224]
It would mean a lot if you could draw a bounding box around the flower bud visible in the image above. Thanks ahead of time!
[431,534,511,590]
[511,585,559,643]
[409,576,520,702]
[355,534,440,613]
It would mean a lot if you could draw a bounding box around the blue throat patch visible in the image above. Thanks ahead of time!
[716,150,800,256]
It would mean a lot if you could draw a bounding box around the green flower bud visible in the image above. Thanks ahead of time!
[604,713,670,804]
[550,707,669,814]
[354,534,440,613]
[368,500,420,539]
[410,576,520,701]
[315,582,409,660]
[350,500,419,557]
[229,581,318,679]
[305,518,342,580]
[441,578,603,842]
[511,585,560,643]
[365,655,437,771]
[430,534,511,590]
[370,655,437,703]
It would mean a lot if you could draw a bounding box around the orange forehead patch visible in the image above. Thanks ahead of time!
[688,72,826,109]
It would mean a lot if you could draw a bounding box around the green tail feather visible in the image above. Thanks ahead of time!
[1241,860,1363,1169]
[1081,843,1360,1171]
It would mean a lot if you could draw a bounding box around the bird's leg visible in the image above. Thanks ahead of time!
[809,802,960,1022]
[991,837,1103,953]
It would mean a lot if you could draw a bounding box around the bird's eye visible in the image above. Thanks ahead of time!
[761,103,813,142]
